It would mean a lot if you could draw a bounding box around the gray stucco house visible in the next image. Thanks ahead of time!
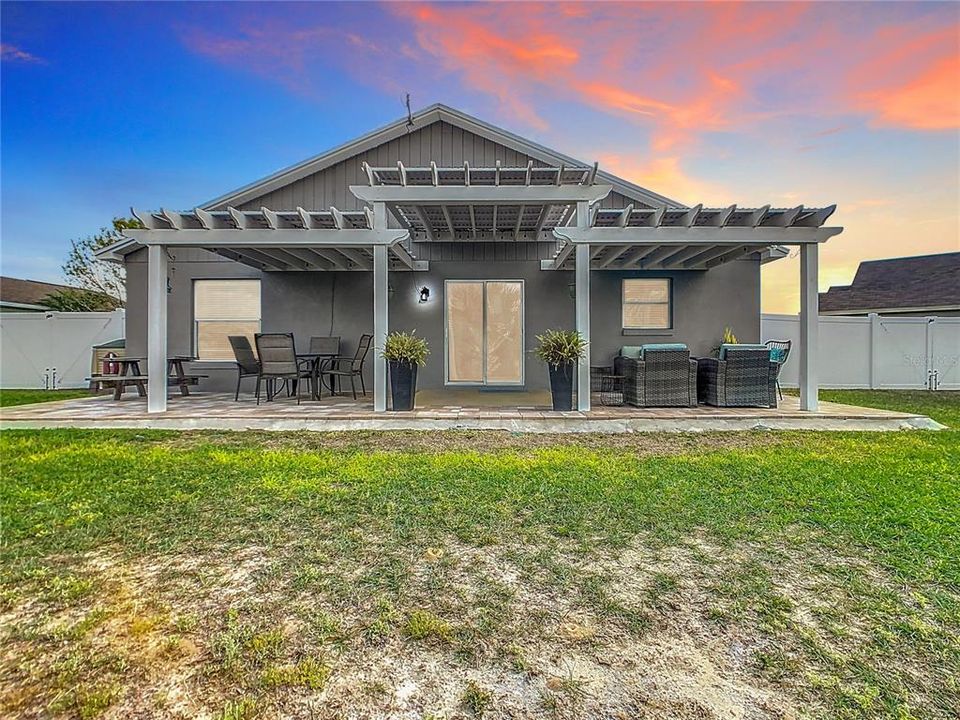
[98,104,841,413]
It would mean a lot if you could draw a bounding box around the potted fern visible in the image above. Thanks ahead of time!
[381,330,429,411]
[534,329,587,411]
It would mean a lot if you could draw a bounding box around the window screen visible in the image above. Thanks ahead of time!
[194,280,261,360]
[622,278,671,330]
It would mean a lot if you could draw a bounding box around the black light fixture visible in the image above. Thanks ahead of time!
[418,286,431,303]
[567,282,576,299]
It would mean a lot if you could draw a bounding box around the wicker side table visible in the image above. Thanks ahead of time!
[590,365,613,393]
[599,374,625,406]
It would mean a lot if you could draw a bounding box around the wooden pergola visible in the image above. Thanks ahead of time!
[101,162,841,414]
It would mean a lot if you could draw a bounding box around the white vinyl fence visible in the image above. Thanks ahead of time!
[0,310,125,389]
[762,313,960,390]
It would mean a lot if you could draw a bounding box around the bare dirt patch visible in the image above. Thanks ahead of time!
[157,428,791,457]
[4,527,956,719]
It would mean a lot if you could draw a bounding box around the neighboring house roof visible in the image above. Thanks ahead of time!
[0,276,78,310]
[819,252,960,314]
[201,103,684,211]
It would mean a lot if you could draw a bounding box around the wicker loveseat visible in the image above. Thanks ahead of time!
[697,344,778,408]
[614,344,698,407]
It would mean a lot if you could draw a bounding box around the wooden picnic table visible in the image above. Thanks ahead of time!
[89,356,207,401]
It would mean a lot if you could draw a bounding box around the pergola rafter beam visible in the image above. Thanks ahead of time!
[682,244,731,268]
[599,244,633,268]
[228,248,290,270]
[441,204,456,239]
[552,226,842,246]
[617,245,658,268]
[658,243,716,268]
[123,229,410,247]
[350,184,613,204]
[410,206,438,242]
[705,245,769,268]
[513,205,525,240]
[390,241,429,271]
[336,247,373,270]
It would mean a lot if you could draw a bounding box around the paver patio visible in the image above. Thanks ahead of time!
[0,390,941,432]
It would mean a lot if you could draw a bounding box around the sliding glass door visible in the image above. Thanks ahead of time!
[445,280,524,386]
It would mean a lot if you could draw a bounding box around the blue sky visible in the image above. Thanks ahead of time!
[2,1,958,311]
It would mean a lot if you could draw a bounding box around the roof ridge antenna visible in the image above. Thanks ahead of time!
[404,93,415,131]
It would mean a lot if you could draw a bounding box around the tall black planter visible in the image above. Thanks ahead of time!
[548,362,575,411]
[389,360,418,411]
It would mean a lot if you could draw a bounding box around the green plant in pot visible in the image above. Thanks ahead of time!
[534,329,587,411]
[381,331,429,411]
[711,326,739,357]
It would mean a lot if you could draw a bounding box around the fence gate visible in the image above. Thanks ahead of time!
[929,317,960,390]
[0,310,125,389]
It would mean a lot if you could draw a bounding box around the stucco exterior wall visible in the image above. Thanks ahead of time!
[125,250,760,393]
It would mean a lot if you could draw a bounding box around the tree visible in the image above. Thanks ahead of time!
[41,288,121,312]
[61,217,142,307]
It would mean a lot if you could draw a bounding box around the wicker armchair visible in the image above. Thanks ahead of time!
[697,345,778,408]
[615,345,698,407]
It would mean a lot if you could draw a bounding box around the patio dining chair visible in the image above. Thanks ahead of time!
[326,333,373,400]
[228,335,260,402]
[764,339,792,401]
[253,333,314,405]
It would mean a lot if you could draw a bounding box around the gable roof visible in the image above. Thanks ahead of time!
[819,252,960,314]
[201,103,684,210]
[0,276,77,309]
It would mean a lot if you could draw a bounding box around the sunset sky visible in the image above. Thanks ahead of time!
[2,1,958,312]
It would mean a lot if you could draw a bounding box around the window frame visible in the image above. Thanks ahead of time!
[621,278,672,331]
[192,278,262,362]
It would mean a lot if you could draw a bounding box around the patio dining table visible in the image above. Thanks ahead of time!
[296,352,338,400]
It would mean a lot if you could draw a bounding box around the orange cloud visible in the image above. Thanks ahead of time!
[860,53,960,130]
[597,153,734,206]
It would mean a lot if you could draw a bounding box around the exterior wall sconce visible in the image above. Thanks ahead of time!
[419,286,431,303]
[567,282,576,299]
[388,284,395,298]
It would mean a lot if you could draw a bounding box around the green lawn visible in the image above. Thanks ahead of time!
[815,389,960,428]
[0,389,94,408]
[1,392,958,719]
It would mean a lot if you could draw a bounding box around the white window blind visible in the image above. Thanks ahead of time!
[194,280,261,361]
[622,278,671,330]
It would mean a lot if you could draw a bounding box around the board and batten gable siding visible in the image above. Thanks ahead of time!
[227,120,642,214]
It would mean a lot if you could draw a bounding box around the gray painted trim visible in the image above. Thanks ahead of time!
[200,104,684,211]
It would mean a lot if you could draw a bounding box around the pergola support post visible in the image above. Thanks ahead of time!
[147,244,168,413]
[373,203,389,412]
[575,201,591,412]
[799,243,819,411]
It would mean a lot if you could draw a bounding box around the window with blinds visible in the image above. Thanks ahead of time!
[622,278,671,330]
[193,280,261,361]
